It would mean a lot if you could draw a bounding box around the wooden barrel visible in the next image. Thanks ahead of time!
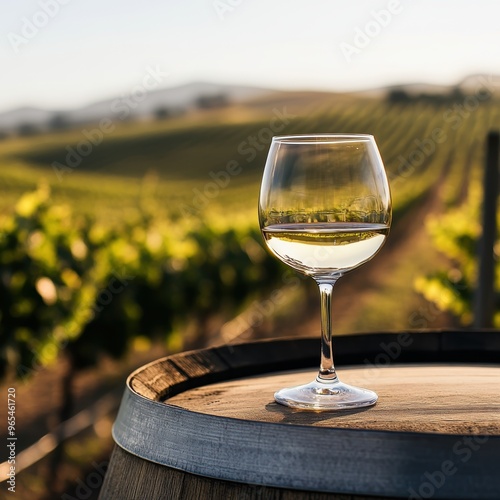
[99,330,500,499]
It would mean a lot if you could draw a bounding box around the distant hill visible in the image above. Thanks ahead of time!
[1,75,498,134]
[0,107,57,130]
[365,74,500,98]
[0,82,273,133]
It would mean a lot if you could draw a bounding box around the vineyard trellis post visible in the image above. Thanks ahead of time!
[473,130,499,328]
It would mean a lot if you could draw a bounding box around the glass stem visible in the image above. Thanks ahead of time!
[316,280,339,383]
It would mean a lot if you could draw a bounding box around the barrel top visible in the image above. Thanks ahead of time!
[168,364,500,435]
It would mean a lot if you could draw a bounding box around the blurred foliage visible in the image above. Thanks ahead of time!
[415,183,500,326]
[0,186,285,379]
[2,95,500,369]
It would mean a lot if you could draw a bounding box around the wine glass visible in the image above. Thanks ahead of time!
[259,134,391,410]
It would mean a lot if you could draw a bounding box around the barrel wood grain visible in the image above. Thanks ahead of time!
[168,364,500,434]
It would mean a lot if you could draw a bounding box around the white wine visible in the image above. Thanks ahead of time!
[262,222,389,275]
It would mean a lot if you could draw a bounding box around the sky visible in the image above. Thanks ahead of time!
[2,0,500,112]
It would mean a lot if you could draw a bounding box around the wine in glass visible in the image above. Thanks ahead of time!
[259,134,392,410]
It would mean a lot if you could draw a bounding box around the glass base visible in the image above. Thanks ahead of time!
[274,378,378,411]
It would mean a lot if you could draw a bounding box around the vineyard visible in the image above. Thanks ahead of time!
[1,87,499,497]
